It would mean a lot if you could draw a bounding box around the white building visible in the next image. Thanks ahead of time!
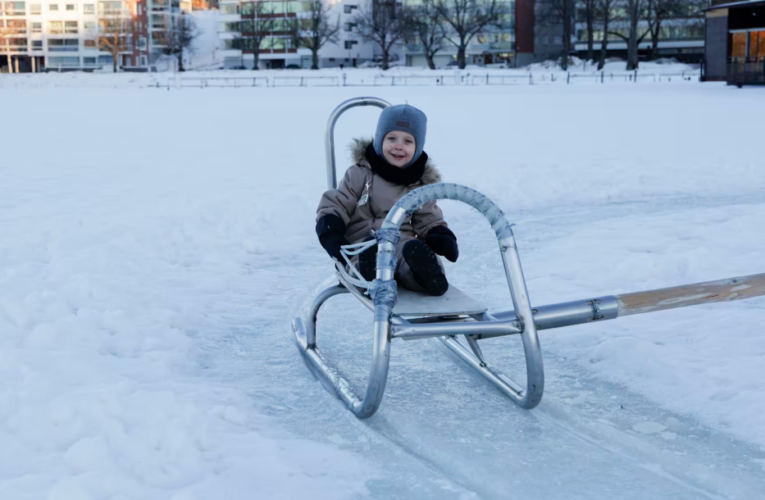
[218,0,379,69]
[0,0,191,73]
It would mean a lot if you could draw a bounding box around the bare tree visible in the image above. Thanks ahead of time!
[580,0,597,61]
[434,0,506,69]
[352,1,406,70]
[97,14,134,72]
[292,0,340,70]
[595,0,615,70]
[158,12,198,71]
[645,0,706,60]
[610,0,650,70]
[236,1,276,70]
[537,0,574,69]
[403,0,445,70]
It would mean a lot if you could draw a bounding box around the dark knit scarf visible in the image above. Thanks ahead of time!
[365,143,428,186]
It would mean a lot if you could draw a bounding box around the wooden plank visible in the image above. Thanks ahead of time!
[394,286,487,318]
[616,273,765,317]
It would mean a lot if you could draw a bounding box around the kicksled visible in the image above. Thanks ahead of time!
[292,97,765,419]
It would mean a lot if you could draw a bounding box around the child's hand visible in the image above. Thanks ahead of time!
[316,214,351,262]
[425,226,459,263]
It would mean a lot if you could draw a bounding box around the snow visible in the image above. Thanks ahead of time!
[1,81,765,499]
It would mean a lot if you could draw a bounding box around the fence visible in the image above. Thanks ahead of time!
[727,57,765,87]
[158,69,701,90]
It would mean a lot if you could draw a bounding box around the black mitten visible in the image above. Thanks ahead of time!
[425,225,459,263]
[316,214,350,261]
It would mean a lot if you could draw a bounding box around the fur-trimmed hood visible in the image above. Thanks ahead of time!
[349,138,441,187]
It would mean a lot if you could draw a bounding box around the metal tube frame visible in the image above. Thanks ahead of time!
[294,176,552,417]
[324,96,391,190]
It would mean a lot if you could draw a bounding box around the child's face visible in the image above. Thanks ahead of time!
[382,131,416,168]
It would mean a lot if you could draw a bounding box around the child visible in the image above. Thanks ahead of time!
[315,104,458,296]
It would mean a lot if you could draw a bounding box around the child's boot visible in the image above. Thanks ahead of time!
[402,240,448,296]
[359,236,376,282]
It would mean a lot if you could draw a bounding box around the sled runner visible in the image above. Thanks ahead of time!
[293,97,765,419]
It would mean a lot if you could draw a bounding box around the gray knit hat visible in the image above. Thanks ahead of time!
[373,104,427,166]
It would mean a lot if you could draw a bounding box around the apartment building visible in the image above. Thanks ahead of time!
[401,0,526,67]
[218,0,377,69]
[0,0,191,72]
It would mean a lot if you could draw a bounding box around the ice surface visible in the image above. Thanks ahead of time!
[1,82,764,499]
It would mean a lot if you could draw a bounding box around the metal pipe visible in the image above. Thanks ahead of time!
[325,97,390,190]
[379,183,545,410]
[354,318,392,417]
[392,320,521,340]
[499,234,544,409]
[489,296,619,336]
[306,284,349,347]
[439,336,526,399]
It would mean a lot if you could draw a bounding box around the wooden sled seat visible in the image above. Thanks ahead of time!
[393,286,487,318]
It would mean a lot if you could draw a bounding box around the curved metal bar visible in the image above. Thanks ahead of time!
[325,96,391,190]
[295,182,543,417]
[379,183,545,409]
[305,284,348,347]
[291,97,396,420]
[292,280,392,419]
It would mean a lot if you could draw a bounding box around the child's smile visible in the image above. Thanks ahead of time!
[382,131,416,168]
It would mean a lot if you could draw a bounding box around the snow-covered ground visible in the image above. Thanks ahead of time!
[1,83,765,499]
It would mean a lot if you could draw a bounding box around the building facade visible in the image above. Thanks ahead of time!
[704,0,765,84]
[401,0,518,67]
[0,0,191,72]
[573,1,706,63]
[218,0,377,69]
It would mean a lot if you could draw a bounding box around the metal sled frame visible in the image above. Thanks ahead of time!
[293,97,765,419]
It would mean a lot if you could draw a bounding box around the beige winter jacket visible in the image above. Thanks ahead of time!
[317,138,447,245]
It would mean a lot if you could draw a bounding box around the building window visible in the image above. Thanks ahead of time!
[84,21,96,30]
[65,20,78,33]
[84,57,97,64]
[731,32,747,59]
[140,55,147,66]
[30,3,41,14]
[750,31,765,60]
[138,36,147,49]
[83,3,94,13]
[343,4,357,14]
[344,22,356,32]
[344,40,358,50]
[220,3,238,14]
[48,56,80,67]
[32,21,42,32]
[98,1,122,14]
[32,39,43,50]
[49,3,58,10]
[84,39,96,48]
[4,1,26,15]
[1,18,26,33]
[48,38,79,51]
[49,20,63,33]
[66,3,75,10]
